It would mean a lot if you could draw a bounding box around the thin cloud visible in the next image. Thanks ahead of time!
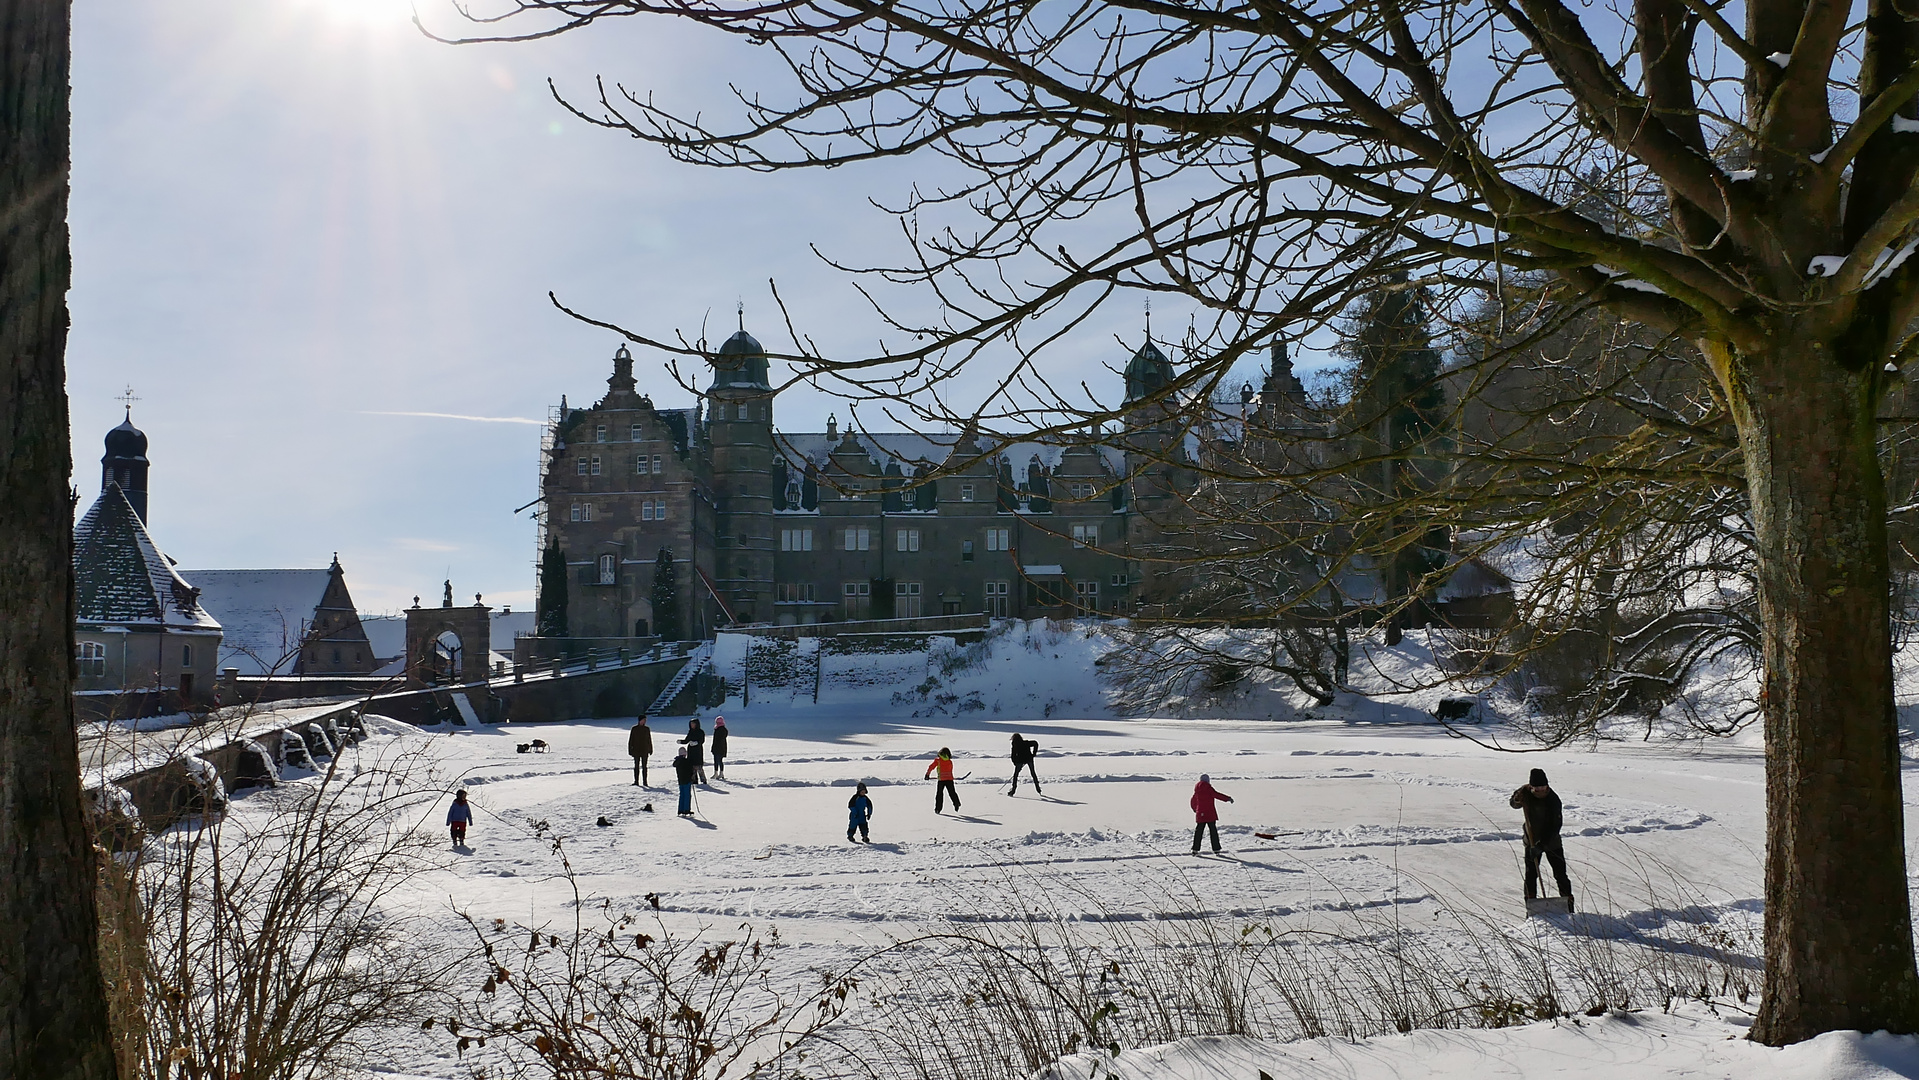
[362,410,543,425]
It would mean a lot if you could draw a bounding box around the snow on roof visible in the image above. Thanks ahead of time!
[73,484,222,632]
[181,569,330,675]
[1437,557,1516,601]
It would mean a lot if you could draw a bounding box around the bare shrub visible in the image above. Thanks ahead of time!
[445,830,858,1080]
[131,738,456,1080]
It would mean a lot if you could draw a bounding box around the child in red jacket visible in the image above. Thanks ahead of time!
[1190,775,1232,853]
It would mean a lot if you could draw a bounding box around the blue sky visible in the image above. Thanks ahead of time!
[67,0,1286,613]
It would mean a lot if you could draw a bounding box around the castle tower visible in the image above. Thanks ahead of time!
[102,406,151,525]
[706,321,776,623]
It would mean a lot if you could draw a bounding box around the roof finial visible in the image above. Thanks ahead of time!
[738,299,745,333]
[1143,298,1151,342]
[114,384,139,420]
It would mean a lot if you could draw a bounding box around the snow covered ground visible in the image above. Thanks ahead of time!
[160,620,1919,1079]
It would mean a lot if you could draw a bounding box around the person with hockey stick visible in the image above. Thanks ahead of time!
[925,747,962,814]
[1190,774,1233,854]
[1008,733,1041,796]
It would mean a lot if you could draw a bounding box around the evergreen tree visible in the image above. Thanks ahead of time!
[651,548,682,641]
[537,536,569,638]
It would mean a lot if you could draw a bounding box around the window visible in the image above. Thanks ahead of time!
[1072,523,1098,548]
[1071,482,1094,500]
[895,581,923,618]
[960,483,976,502]
[843,580,872,619]
[332,647,342,665]
[895,528,921,552]
[599,554,618,585]
[576,457,588,476]
[781,528,814,551]
[590,456,603,476]
[737,403,750,420]
[1110,572,1130,588]
[652,454,664,474]
[1074,580,1101,606]
[984,580,1010,617]
[641,500,655,521]
[634,454,648,475]
[571,503,582,522]
[76,641,105,677]
[843,526,871,551]
[182,644,193,667]
[962,540,975,562]
[630,424,643,440]
[595,424,608,443]
[571,503,594,522]
[985,527,1011,551]
[778,583,816,603]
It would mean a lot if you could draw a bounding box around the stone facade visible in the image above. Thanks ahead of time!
[541,331,1205,636]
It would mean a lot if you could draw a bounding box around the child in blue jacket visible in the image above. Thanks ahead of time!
[447,790,473,847]
[847,783,873,843]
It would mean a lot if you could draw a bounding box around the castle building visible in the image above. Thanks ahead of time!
[539,330,1192,636]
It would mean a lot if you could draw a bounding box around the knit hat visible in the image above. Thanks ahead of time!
[856,782,868,793]
[1199,774,1210,783]
[715,717,726,727]
[940,747,951,757]
[1529,768,1549,787]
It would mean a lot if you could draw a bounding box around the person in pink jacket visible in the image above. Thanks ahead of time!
[1190,774,1233,853]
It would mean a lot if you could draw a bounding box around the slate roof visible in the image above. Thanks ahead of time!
[73,484,221,632]
[178,569,331,675]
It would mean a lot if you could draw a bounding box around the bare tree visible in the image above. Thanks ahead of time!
[0,0,121,1075]
[455,0,1919,1041]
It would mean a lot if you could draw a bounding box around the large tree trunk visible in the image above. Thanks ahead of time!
[1726,337,1919,1044]
[0,1,120,1077]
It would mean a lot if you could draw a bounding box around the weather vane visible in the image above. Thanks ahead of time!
[114,385,139,417]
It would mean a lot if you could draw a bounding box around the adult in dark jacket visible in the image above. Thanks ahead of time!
[673,747,697,816]
[1510,768,1573,907]
[711,716,730,779]
[629,716,654,786]
[683,719,707,784]
[1190,774,1233,853]
[847,782,873,843]
[1008,733,1041,796]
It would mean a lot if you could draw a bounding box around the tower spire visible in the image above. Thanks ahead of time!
[1143,298,1151,342]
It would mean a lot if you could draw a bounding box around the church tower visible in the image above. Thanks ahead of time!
[102,405,151,525]
[706,319,776,624]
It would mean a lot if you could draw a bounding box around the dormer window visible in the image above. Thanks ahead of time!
[960,483,975,502]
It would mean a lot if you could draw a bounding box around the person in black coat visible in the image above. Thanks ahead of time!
[683,718,707,784]
[673,747,697,816]
[1510,768,1573,908]
[711,716,730,779]
[629,716,654,786]
[1008,733,1041,795]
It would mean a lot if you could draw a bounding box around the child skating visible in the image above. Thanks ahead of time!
[925,748,961,813]
[1190,774,1232,854]
[447,789,473,847]
[847,782,873,842]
